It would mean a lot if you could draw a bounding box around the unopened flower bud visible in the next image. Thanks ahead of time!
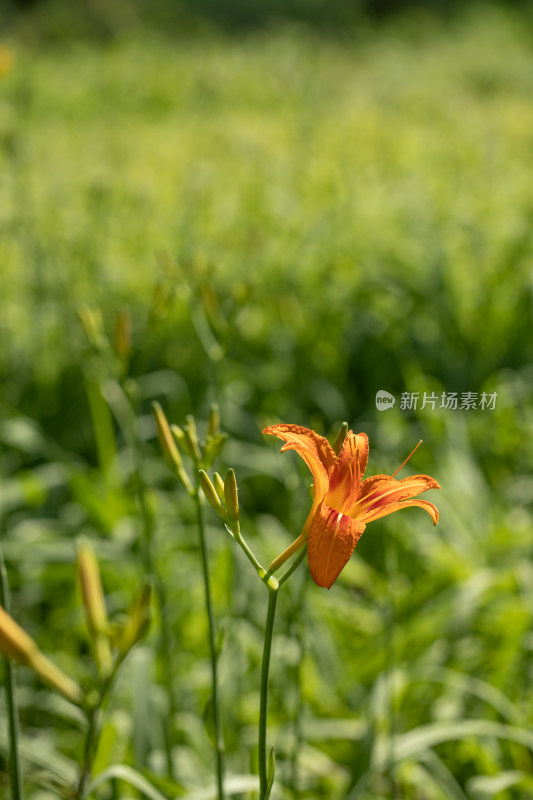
[170,424,188,452]
[184,415,202,463]
[29,651,83,706]
[202,433,227,469]
[153,403,193,492]
[0,606,82,705]
[213,472,226,503]
[224,468,239,523]
[199,470,226,518]
[207,403,220,437]
[0,604,39,665]
[77,539,112,676]
[78,305,105,348]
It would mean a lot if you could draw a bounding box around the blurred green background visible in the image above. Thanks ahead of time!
[1,0,533,797]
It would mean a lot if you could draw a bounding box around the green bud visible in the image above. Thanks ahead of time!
[77,305,105,349]
[224,468,239,523]
[207,403,220,437]
[202,433,228,469]
[213,472,226,503]
[170,424,189,453]
[199,470,226,518]
[77,538,112,677]
[153,404,193,492]
[184,415,202,462]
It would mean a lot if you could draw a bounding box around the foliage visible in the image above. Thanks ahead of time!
[1,6,533,798]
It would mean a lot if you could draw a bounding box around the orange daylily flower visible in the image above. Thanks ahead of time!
[264,424,440,589]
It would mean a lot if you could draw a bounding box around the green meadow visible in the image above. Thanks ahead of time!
[1,5,533,798]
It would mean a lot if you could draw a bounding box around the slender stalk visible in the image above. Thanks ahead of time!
[75,663,119,800]
[278,547,307,587]
[75,706,98,800]
[258,586,279,799]
[113,380,176,779]
[0,549,24,800]
[193,485,225,800]
[232,521,265,576]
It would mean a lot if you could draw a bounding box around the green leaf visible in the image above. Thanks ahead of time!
[185,775,259,800]
[373,719,533,771]
[265,746,275,800]
[87,764,169,800]
[467,771,533,798]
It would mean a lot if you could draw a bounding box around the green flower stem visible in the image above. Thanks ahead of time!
[277,547,307,587]
[231,521,266,577]
[109,378,176,779]
[258,584,279,800]
[193,485,225,800]
[0,549,24,800]
[76,705,98,800]
[132,449,176,779]
[75,659,122,800]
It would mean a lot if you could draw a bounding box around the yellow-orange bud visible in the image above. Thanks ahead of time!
[0,605,82,704]
[153,403,192,492]
[77,539,112,676]
[0,604,38,664]
[77,305,104,348]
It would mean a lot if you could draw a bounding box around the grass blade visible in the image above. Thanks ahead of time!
[0,546,24,800]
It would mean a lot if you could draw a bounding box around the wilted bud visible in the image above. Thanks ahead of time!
[184,415,202,463]
[0,606,82,705]
[77,539,112,677]
[153,403,193,492]
[224,468,239,523]
[332,421,349,457]
[116,580,153,658]
[114,306,131,365]
[199,470,226,518]
[207,404,220,437]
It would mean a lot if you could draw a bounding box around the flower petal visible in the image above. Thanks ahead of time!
[351,474,440,525]
[307,502,366,589]
[262,424,336,503]
[326,432,369,514]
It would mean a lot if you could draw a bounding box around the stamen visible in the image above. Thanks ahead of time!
[391,440,422,477]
